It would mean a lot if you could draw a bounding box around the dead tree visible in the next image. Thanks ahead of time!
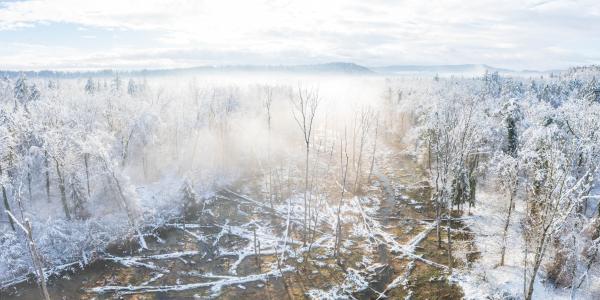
[309,141,335,250]
[334,129,350,259]
[367,114,379,183]
[263,85,274,209]
[263,85,273,132]
[290,86,320,245]
[352,107,373,194]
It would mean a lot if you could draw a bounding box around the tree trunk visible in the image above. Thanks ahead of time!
[435,191,442,248]
[367,128,378,184]
[54,159,71,220]
[500,192,515,266]
[84,153,91,198]
[303,144,309,245]
[1,164,15,231]
[27,171,32,202]
[353,139,365,194]
[45,151,50,203]
[447,205,453,272]
[525,227,550,300]
[434,149,442,248]
[335,140,349,259]
[2,185,14,231]
[428,140,432,171]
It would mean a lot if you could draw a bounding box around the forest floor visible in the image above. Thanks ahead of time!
[0,139,477,300]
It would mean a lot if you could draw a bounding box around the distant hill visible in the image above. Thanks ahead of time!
[0,62,561,78]
[285,62,374,74]
[371,64,515,75]
[0,62,374,78]
[170,62,375,75]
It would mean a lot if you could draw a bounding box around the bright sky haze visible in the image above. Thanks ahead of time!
[0,0,599,70]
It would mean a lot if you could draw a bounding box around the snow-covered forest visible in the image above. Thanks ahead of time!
[0,66,600,299]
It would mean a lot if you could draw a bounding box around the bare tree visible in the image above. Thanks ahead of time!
[334,129,350,259]
[263,85,273,132]
[367,114,379,183]
[290,85,320,244]
[263,85,275,209]
[352,107,374,194]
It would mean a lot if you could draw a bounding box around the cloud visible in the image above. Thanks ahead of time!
[0,0,598,70]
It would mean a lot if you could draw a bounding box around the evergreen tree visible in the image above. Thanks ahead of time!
[111,73,122,93]
[84,78,95,94]
[127,79,137,96]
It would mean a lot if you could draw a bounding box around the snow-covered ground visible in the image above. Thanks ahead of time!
[458,189,599,299]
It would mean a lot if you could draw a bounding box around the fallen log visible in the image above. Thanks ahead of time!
[87,266,294,296]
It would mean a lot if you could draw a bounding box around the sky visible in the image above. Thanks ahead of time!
[0,0,599,71]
